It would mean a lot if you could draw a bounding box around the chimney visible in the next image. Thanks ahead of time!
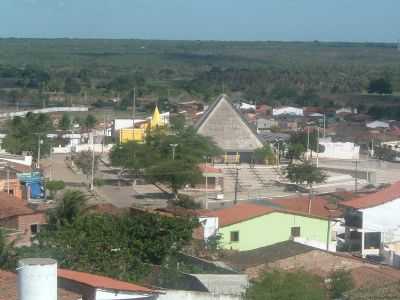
[17,258,57,300]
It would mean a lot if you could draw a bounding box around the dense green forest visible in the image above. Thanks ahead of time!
[0,38,399,111]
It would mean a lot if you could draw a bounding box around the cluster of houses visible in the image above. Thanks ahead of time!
[3,93,400,298]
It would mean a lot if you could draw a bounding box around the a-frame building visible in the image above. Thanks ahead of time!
[195,94,263,163]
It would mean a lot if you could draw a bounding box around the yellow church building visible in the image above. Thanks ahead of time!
[119,106,166,143]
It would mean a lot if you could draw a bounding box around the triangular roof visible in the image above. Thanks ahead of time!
[151,106,162,128]
[195,94,263,152]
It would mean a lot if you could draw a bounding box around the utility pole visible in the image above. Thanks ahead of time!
[354,160,359,193]
[316,127,320,168]
[132,88,136,120]
[90,132,95,191]
[205,175,208,209]
[49,144,53,181]
[234,166,240,205]
[323,114,326,139]
[37,135,42,169]
[326,213,331,251]
[307,127,310,160]
[102,113,106,154]
[6,165,10,195]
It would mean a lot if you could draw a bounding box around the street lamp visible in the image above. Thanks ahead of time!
[275,138,282,167]
[169,144,178,160]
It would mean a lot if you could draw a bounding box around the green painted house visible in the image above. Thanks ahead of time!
[201,202,337,252]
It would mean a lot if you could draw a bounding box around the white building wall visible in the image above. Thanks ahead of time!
[272,107,303,117]
[0,107,88,119]
[318,141,360,160]
[113,119,146,131]
[96,289,154,300]
[361,198,400,243]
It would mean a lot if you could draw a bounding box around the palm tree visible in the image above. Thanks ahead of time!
[48,190,87,228]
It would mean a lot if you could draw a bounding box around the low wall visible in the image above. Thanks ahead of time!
[0,106,88,119]
[320,166,376,185]
[53,144,114,153]
[158,290,241,300]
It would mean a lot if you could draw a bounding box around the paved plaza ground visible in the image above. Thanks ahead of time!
[42,154,399,210]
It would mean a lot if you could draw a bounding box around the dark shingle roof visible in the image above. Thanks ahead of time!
[221,241,315,270]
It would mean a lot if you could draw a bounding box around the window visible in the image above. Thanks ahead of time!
[230,231,239,242]
[291,227,301,237]
[365,232,381,249]
[30,224,39,235]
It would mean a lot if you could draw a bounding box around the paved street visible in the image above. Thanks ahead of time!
[42,154,169,208]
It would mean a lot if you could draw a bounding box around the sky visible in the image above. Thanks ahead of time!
[0,0,399,42]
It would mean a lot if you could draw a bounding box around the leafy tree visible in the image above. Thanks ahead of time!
[73,151,99,180]
[46,180,65,199]
[285,162,327,213]
[84,114,97,130]
[254,144,275,164]
[110,142,152,172]
[270,83,298,100]
[289,130,318,153]
[2,113,53,159]
[285,162,327,188]
[368,78,393,94]
[374,146,398,161]
[59,113,71,131]
[47,190,87,228]
[146,159,202,197]
[287,143,306,162]
[244,270,326,300]
[29,211,197,282]
[0,229,15,268]
[110,127,221,196]
[106,74,145,92]
[329,269,354,299]
[170,114,186,132]
[64,77,81,94]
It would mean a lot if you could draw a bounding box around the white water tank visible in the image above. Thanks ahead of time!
[17,258,58,300]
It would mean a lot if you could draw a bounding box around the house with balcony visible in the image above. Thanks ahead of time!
[340,181,400,258]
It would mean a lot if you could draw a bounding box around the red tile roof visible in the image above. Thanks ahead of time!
[270,196,343,218]
[198,164,223,174]
[58,269,154,294]
[0,270,78,300]
[203,203,275,227]
[341,181,400,209]
[0,192,35,219]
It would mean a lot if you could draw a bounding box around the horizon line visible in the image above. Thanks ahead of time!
[0,36,397,45]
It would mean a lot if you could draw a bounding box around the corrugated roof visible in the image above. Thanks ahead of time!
[58,269,154,294]
[269,196,343,218]
[203,203,275,227]
[0,192,35,219]
[341,181,400,209]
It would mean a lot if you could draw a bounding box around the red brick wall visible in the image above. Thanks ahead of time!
[0,179,24,200]
[15,213,47,246]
